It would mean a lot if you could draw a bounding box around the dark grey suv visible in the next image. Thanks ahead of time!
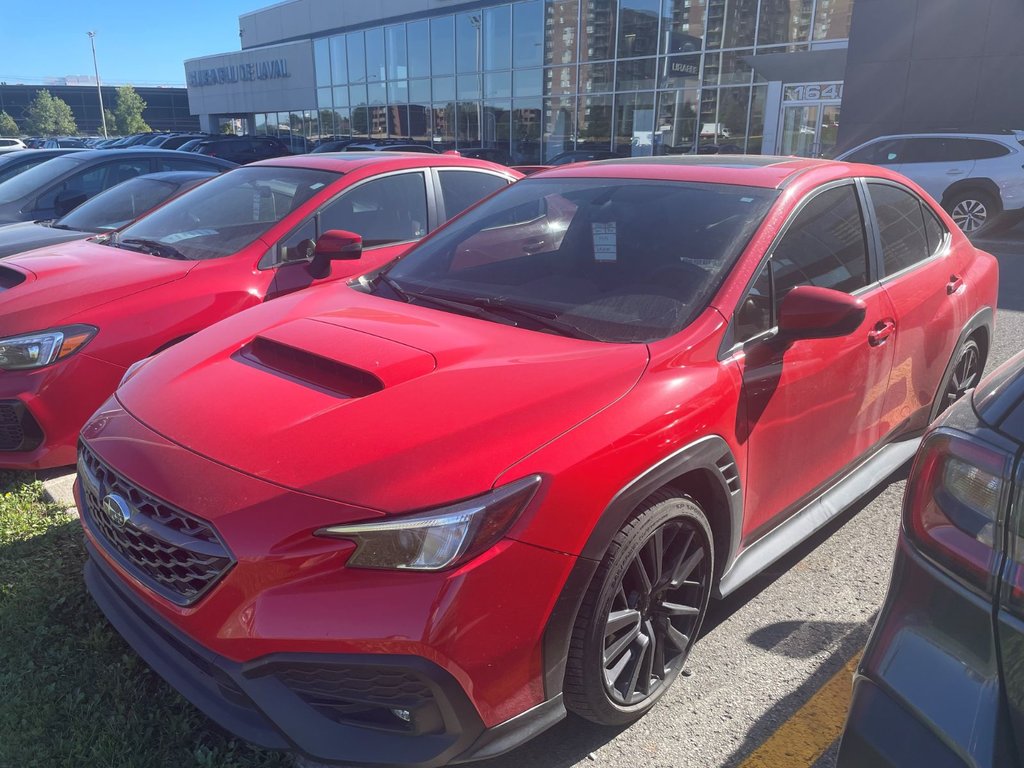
[838,348,1024,767]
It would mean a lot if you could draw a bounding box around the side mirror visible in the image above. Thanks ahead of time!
[309,229,363,278]
[777,285,866,340]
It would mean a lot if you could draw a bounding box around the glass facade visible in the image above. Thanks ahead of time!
[255,0,853,161]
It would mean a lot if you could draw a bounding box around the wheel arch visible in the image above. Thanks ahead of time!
[927,306,993,423]
[941,178,1002,211]
[540,435,743,698]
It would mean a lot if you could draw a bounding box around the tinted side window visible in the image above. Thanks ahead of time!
[922,204,948,254]
[772,185,869,299]
[156,157,220,173]
[963,139,1011,160]
[438,170,508,219]
[735,262,773,342]
[845,138,904,165]
[319,172,428,247]
[869,183,934,275]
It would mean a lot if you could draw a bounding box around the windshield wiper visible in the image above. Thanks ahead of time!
[477,300,602,341]
[118,237,188,260]
[373,273,413,302]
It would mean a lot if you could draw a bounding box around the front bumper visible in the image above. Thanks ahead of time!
[87,547,568,767]
[0,352,124,469]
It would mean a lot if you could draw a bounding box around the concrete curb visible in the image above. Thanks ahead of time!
[37,469,77,509]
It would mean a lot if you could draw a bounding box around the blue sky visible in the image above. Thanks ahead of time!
[0,1,265,86]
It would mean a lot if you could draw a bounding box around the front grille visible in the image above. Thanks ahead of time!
[0,401,43,452]
[78,442,234,605]
[276,665,436,730]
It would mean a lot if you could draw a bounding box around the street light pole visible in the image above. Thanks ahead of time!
[87,31,108,139]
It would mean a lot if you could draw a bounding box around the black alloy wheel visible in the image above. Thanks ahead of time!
[943,338,982,412]
[565,491,713,725]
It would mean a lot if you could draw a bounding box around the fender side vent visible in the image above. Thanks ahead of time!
[239,336,384,398]
[715,455,741,495]
[0,267,26,292]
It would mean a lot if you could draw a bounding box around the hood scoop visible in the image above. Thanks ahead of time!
[0,266,26,292]
[240,318,436,397]
[239,337,384,398]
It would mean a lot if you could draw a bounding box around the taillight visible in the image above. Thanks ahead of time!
[904,431,1012,591]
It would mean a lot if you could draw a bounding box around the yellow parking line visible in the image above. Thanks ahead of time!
[738,654,860,768]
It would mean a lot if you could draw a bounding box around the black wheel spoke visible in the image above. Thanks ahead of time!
[664,623,690,652]
[671,547,705,587]
[630,553,652,594]
[621,631,650,702]
[658,600,700,617]
[606,608,641,637]
[604,623,641,666]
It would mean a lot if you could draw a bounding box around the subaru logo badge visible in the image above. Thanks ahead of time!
[101,493,132,529]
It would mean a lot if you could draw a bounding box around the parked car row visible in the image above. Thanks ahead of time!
[0,144,1011,766]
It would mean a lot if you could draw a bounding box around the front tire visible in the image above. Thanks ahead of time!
[564,491,713,726]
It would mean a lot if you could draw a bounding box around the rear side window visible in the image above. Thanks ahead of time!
[319,172,428,246]
[962,139,1011,160]
[438,170,508,219]
[869,183,945,275]
[772,184,869,297]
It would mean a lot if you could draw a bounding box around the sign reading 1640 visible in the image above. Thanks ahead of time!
[784,83,844,102]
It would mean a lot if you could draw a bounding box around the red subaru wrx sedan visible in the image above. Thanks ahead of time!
[0,153,518,469]
[77,156,997,766]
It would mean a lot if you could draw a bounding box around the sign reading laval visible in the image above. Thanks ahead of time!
[188,58,291,88]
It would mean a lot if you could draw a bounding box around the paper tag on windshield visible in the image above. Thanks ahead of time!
[592,222,617,262]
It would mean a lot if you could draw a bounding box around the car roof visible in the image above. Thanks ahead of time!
[858,131,1024,142]
[531,155,836,189]
[252,152,517,174]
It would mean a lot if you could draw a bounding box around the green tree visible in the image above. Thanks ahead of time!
[103,109,118,136]
[0,110,18,136]
[113,85,150,134]
[23,90,78,136]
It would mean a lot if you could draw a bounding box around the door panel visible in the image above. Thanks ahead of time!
[739,286,896,538]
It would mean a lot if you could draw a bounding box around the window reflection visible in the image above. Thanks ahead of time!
[514,1,544,68]
[656,88,699,153]
[812,0,854,41]
[457,12,483,73]
[578,94,613,150]
[365,28,386,82]
[582,0,616,62]
[408,21,431,79]
[661,0,707,53]
[545,0,579,66]
[484,6,512,70]
[614,91,655,156]
[757,0,813,47]
[619,0,660,59]
[347,32,366,83]
[431,17,455,76]
[386,25,407,80]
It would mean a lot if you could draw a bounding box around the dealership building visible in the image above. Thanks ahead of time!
[185,0,856,163]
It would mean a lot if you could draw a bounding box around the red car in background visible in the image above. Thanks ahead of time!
[0,153,519,469]
[78,156,997,766]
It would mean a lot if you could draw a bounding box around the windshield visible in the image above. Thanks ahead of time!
[378,177,777,343]
[57,177,184,232]
[111,166,339,260]
[0,156,83,204]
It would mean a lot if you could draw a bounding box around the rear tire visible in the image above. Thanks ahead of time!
[945,189,1001,238]
[934,337,984,418]
[564,491,713,726]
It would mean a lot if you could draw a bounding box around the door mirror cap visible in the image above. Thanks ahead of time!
[777,285,866,340]
[315,229,363,261]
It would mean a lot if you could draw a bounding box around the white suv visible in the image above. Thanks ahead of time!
[837,130,1024,237]
[0,138,26,154]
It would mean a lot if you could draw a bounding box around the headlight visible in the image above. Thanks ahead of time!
[0,325,97,371]
[316,475,542,571]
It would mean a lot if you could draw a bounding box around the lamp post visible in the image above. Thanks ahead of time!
[87,31,108,139]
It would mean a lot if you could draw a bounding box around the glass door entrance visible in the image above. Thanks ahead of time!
[777,82,843,158]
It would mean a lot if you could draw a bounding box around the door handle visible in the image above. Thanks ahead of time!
[522,240,546,254]
[868,319,896,346]
[947,273,964,295]
[946,169,966,175]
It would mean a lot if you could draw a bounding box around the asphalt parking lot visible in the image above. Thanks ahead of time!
[468,237,1024,768]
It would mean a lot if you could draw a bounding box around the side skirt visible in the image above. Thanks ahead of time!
[715,436,920,598]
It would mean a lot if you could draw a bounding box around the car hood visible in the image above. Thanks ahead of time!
[0,239,194,333]
[0,221,91,259]
[117,287,649,513]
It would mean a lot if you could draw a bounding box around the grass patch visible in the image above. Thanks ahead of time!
[0,470,291,768]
